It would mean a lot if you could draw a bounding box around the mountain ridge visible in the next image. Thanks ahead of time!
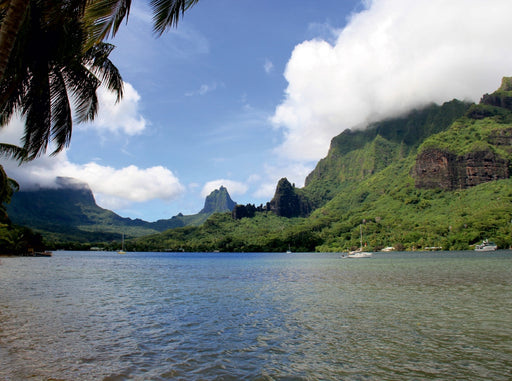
[6,180,237,243]
[130,77,512,252]
[4,78,512,251]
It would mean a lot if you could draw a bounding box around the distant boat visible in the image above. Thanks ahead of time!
[286,244,292,254]
[34,251,52,257]
[118,233,126,254]
[381,246,395,252]
[475,239,497,252]
[347,250,373,258]
[348,224,372,258]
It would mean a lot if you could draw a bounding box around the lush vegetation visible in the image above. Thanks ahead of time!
[4,82,512,253]
[128,88,512,253]
[129,163,512,253]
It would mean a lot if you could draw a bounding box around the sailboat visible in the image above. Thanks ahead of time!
[118,233,126,254]
[347,224,372,258]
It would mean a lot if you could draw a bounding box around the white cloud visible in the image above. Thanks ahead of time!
[264,59,274,74]
[251,162,313,199]
[201,179,248,198]
[272,0,512,162]
[79,82,147,136]
[1,149,185,211]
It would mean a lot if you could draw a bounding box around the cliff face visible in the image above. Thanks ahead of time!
[199,186,236,214]
[414,148,509,190]
[414,78,512,190]
[270,178,311,218]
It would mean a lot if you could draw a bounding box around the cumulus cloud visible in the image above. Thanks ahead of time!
[1,141,185,212]
[251,162,313,199]
[272,0,512,162]
[79,82,147,136]
[201,179,248,198]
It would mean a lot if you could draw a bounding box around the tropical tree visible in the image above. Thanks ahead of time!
[85,0,200,45]
[0,0,123,160]
[0,0,200,161]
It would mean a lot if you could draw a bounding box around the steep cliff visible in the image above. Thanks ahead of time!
[303,99,470,208]
[269,178,311,218]
[414,78,512,190]
[414,147,509,190]
[199,186,236,214]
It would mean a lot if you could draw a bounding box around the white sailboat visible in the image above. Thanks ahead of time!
[118,233,126,254]
[348,224,372,258]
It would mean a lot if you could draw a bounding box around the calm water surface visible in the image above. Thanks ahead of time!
[1,251,511,380]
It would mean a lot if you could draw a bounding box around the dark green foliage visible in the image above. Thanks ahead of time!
[0,223,45,255]
[270,178,311,217]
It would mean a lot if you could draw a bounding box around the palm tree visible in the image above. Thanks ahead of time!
[85,0,200,44]
[0,0,30,81]
[0,0,200,160]
[0,0,123,160]
[0,0,201,81]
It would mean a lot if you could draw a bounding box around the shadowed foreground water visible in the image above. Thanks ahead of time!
[1,251,511,380]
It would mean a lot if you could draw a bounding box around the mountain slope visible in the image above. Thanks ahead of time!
[6,178,237,243]
[303,99,471,208]
[132,78,512,252]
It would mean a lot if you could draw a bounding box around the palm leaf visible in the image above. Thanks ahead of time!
[0,143,27,162]
[49,69,73,153]
[150,0,199,35]
[85,42,123,102]
[21,67,51,159]
[84,0,131,46]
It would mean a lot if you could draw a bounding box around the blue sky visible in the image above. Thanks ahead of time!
[2,0,512,222]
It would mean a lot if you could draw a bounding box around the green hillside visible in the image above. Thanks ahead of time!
[6,178,237,247]
[131,80,512,252]
[4,79,512,252]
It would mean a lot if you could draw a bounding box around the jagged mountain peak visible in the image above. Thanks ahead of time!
[199,186,236,214]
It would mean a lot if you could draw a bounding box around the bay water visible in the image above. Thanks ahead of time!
[0,251,511,380]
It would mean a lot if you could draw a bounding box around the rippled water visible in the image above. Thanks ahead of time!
[1,251,511,380]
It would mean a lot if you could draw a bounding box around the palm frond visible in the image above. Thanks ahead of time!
[85,42,123,101]
[64,62,99,124]
[84,0,131,46]
[21,68,51,159]
[150,0,199,36]
[49,69,73,154]
[0,143,27,162]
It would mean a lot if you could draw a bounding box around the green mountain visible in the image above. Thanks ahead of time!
[131,78,512,252]
[6,178,237,245]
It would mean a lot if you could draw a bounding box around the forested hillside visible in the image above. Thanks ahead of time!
[6,179,237,246]
[4,79,512,252]
[131,79,512,252]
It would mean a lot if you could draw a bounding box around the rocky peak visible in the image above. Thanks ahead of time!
[479,76,512,111]
[269,178,311,218]
[199,186,236,214]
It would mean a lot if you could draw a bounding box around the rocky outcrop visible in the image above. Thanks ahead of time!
[199,186,236,214]
[414,148,509,190]
[269,178,311,218]
[479,77,512,111]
